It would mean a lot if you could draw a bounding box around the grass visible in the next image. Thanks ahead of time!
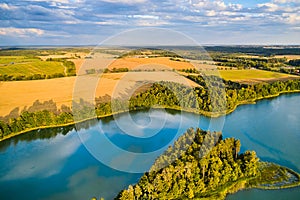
[219,69,295,82]
[250,162,300,189]
[0,56,38,64]
[0,56,65,77]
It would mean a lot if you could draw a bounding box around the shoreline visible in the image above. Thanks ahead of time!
[193,162,300,199]
[1,89,300,142]
[223,89,300,117]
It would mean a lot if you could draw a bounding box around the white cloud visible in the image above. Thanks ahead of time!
[282,13,300,24]
[214,0,226,10]
[0,27,45,37]
[205,10,216,16]
[192,0,226,10]
[24,0,70,3]
[220,11,236,16]
[1,133,81,181]
[100,0,146,4]
[257,3,279,12]
[129,15,159,20]
[0,3,17,10]
[273,0,300,3]
[1,0,299,44]
[228,3,242,11]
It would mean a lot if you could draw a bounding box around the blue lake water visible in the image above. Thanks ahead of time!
[0,93,299,199]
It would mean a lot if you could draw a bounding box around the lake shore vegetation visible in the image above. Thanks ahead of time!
[115,128,300,200]
[1,77,300,141]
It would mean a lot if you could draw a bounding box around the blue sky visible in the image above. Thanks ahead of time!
[0,0,299,45]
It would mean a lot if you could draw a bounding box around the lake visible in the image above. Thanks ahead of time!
[0,93,299,200]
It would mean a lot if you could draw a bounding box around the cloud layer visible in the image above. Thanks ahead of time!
[0,0,299,45]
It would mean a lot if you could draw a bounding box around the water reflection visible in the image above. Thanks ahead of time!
[0,130,80,181]
[0,125,75,152]
[0,94,299,200]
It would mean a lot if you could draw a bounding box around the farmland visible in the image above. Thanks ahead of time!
[108,57,193,70]
[218,69,298,83]
[0,55,77,80]
[0,56,64,76]
[274,55,300,61]
[0,71,199,117]
[0,48,91,80]
[1,47,300,118]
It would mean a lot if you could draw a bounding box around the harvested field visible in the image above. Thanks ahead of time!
[0,77,75,116]
[218,69,298,83]
[38,52,88,61]
[69,58,85,74]
[0,72,199,117]
[108,57,193,70]
[273,55,300,60]
[75,55,217,75]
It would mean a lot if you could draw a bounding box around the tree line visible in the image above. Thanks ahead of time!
[204,46,300,56]
[212,54,300,75]
[1,76,300,139]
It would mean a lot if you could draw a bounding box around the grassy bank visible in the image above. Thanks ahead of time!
[250,162,300,190]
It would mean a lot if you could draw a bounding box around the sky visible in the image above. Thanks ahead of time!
[0,0,299,45]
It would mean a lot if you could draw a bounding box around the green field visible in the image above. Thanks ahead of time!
[0,56,65,79]
[219,69,293,81]
[0,56,40,64]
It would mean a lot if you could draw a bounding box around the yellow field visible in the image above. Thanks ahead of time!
[75,56,201,74]
[0,72,198,117]
[108,57,194,70]
[0,55,205,117]
[219,69,298,83]
[1,55,297,117]
[273,55,300,60]
[38,52,88,61]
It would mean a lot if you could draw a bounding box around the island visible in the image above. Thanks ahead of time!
[115,128,300,200]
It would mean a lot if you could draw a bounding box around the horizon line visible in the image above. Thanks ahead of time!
[1,44,300,48]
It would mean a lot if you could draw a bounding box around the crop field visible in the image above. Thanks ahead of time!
[108,57,194,70]
[38,52,87,61]
[218,69,298,83]
[0,56,65,77]
[75,55,217,75]
[0,71,199,117]
[1,49,299,117]
[274,55,300,60]
[0,56,39,64]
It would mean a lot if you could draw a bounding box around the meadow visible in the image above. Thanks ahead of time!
[0,56,65,77]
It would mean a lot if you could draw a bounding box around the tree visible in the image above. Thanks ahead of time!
[234,139,241,159]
